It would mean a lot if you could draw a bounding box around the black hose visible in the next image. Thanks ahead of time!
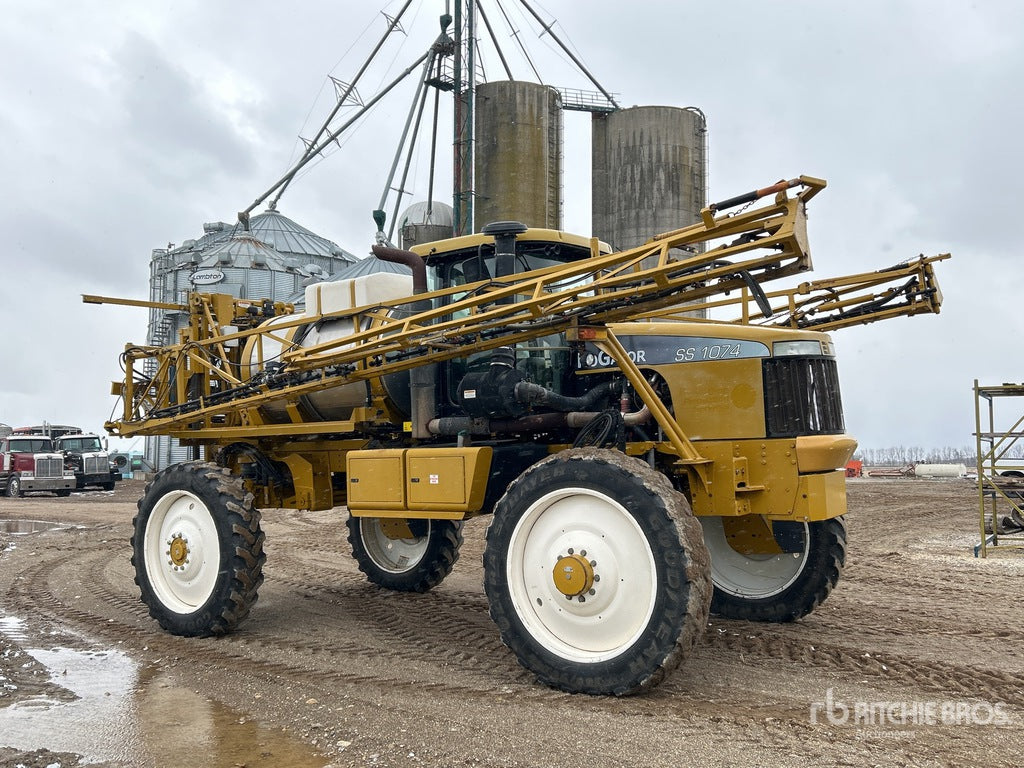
[572,410,622,449]
[515,380,620,413]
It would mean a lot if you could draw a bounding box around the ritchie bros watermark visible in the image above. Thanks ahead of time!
[810,688,1013,728]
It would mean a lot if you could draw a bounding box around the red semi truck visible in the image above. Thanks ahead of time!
[0,434,77,497]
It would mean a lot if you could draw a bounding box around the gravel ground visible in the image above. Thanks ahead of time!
[0,477,1021,767]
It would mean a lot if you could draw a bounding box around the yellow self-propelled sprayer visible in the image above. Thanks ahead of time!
[86,176,948,694]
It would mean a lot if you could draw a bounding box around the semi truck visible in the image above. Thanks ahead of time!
[1,434,77,497]
[88,176,946,694]
[53,432,118,491]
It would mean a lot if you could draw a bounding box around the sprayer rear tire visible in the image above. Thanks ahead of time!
[702,516,846,622]
[346,516,463,592]
[484,448,711,695]
[131,461,265,636]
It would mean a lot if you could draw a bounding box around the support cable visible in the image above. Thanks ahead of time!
[239,49,431,226]
[515,0,619,109]
[269,0,414,209]
[388,65,435,243]
[426,83,441,218]
[477,0,514,80]
[376,51,436,238]
[494,0,541,82]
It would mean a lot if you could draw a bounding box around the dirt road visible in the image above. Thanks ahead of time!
[1,478,1021,767]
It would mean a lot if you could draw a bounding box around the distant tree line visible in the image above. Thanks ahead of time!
[854,444,1024,466]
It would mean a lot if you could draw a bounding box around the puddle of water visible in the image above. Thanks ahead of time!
[0,519,68,534]
[0,617,333,767]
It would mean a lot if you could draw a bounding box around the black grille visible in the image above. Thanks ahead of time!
[763,357,845,438]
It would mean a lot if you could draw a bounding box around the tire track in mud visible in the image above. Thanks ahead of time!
[846,559,1014,597]
[263,525,515,660]
[696,620,1024,707]
[9,498,1022,721]
[2,535,545,700]
[808,599,1022,646]
[258,559,534,685]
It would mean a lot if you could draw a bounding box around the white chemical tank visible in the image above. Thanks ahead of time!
[243,273,415,422]
[914,463,967,478]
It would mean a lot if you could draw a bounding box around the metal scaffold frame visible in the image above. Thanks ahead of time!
[973,380,1024,556]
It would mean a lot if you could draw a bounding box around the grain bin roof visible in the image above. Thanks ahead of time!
[330,256,412,279]
[198,208,356,264]
[196,233,298,271]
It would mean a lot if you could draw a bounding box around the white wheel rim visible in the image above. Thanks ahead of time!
[143,490,221,613]
[360,519,429,573]
[700,517,809,599]
[506,487,657,663]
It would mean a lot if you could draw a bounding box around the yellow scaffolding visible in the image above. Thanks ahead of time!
[974,380,1024,556]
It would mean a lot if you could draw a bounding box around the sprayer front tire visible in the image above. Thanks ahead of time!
[347,516,463,592]
[131,462,265,636]
[702,516,847,622]
[484,448,711,695]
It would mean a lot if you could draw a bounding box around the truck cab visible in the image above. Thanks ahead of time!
[54,432,117,491]
[1,435,77,497]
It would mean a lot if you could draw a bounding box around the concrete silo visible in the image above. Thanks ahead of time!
[473,81,563,230]
[591,106,707,256]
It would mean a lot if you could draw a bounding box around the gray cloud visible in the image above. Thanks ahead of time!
[0,0,1019,453]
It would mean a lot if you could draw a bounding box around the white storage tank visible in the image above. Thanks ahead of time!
[914,463,968,478]
[144,209,358,472]
[244,273,415,423]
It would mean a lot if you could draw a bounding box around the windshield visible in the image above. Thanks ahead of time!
[60,437,103,451]
[9,439,53,452]
[427,239,593,295]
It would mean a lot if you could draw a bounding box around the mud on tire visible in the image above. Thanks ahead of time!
[484,448,711,695]
[131,461,266,637]
[346,517,463,592]
[704,516,847,623]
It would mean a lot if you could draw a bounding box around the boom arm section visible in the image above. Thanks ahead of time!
[644,253,949,331]
[97,176,826,437]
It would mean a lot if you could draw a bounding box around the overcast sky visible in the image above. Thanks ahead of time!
[2,0,1020,455]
